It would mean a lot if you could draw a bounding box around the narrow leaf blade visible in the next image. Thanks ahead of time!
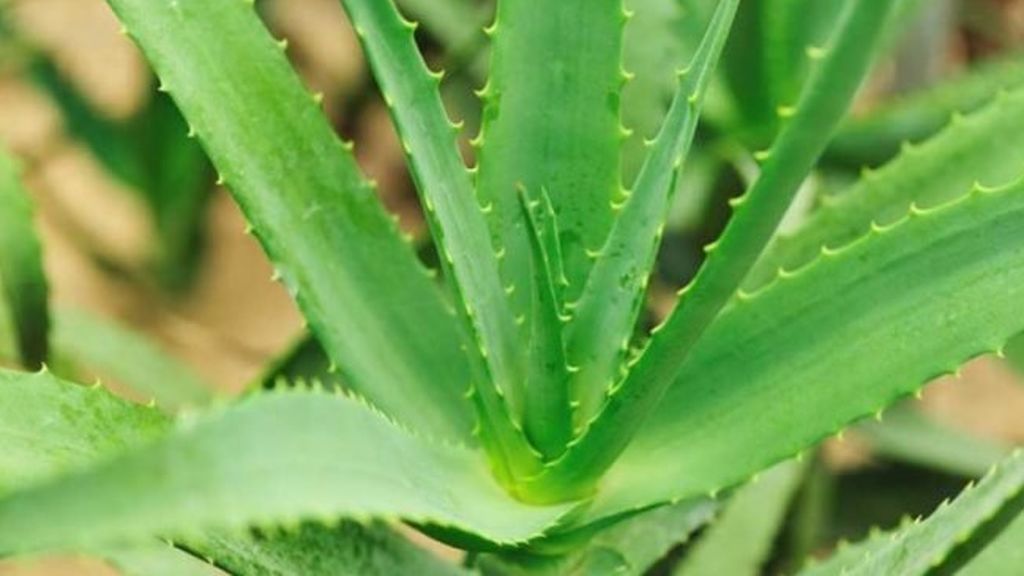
[528,0,902,499]
[476,0,626,322]
[517,187,572,458]
[566,0,739,430]
[621,0,686,181]
[673,461,805,576]
[339,0,537,476]
[0,149,49,369]
[104,0,476,444]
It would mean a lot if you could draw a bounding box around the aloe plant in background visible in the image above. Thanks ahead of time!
[3,0,1024,575]
[0,3,216,292]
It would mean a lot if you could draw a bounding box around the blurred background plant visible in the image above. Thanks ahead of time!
[1,0,1024,574]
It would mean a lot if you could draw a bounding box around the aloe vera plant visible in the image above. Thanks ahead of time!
[0,3,215,291]
[3,0,1024,574]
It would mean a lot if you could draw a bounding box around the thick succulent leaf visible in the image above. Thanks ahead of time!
[798,449,1024,576]
[52,308,214,412]
[827,49,1024,167]
[527,0,901,500]
[748,85,1024,290]
[830,463,990,560]
[856,405,1010,479]
[584,177,1024,522]
[0,150,49,369]
[749,84,1024,410]
[517,188,572,458]
[180,522,469,576]
[565,0,738,431]
[0,369,217,573]
[949,491,1024,576]
[103,0,476,444]
[338,0,536,477]
[713,0,859,139]
[481,500,716,576]
[476,0,625,322]
[0,369,476,573]
[673,461,804,576]
[0,368,168,494]
[100,542,224,576]
[0,386,572,555]
[675,0,737,129]
[621,0,686,181]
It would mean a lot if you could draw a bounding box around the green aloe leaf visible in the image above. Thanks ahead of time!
[179,522,470,576]
[946,491,1024,576]
[0,379,571,555]
[0,150,49,370]
[52,308,214,412]
[748,84,1024,411]
[586,177,1024,522]
[100,542,224,576]
[828,49,1024,167]
[481,500,716,576]
[0,368,167,494]
[673,460,804,576]
[517,187,572,458]
[748,85,1024,290]
[621,0,686,182]
[476,0,626,324]
[719,0,844,140]
[565,0,738,431]
[338,0,536,478]
[798,449,1024,576]
[720,0,927,144]
[104,0,476,445]
[0,368,478,573]
[756,0,925,129]
[527,0,901,501]
[0,370,215,573]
